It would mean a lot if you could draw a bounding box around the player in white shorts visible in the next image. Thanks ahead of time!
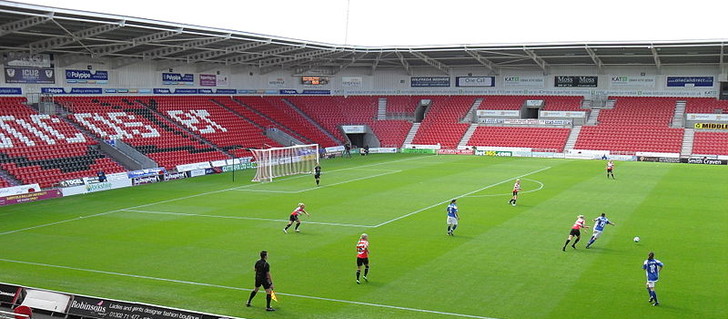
[446,199,459,236]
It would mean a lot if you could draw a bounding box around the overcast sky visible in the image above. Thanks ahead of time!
[11,0,728,46]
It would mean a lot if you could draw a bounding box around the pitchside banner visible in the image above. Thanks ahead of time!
[68,295,205,319]
[554,76,598,88]
[65,70,109,84]
[411,77,450,87]
[455,76,495,87]
[503,76,544,87]
[667,76,714,87]
[610,76,655,87]
[5,67,55,84]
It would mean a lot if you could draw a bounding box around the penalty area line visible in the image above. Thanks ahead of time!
[0,258,498,319]
[121,209,374,228]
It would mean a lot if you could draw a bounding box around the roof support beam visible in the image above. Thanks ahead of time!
[523,48,549,74]
[142,35,231,59]
[91,29,182,57]
[28,21,124,54]
[370,51,383,75]
[650,45,661,69]
[409,50,450,75]
[258,50,344,74]
[333,52,366,74]
[584,45,604,71]
[182,41,271,62]
[395,51,411,75]
[0,14,53,37]
[226,46,302,65]
[464,49,498,74]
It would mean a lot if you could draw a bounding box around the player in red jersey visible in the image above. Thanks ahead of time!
[562,215,590,251]
[606,160,615,179]
[283,203,310,233]
[355,233,370,284]
[508,179,521,206]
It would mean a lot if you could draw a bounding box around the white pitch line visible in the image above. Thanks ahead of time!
[122,209,374,228]
[0,156,430,237]
[372,166,552,228]
[464,178,545,198]
[0,258,498,319]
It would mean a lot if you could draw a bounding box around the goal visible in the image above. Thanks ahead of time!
[251,144,320,182]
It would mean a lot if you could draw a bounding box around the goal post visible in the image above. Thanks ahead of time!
[251,144,320,182]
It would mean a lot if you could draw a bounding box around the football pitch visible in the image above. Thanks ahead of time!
[0,154,726,319]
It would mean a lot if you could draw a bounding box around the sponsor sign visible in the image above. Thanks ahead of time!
[475,150,513,157]
[539,111,586,118]
[0,184,41,197]
[685,157,727,165]
[199,74,216,86]
[610,76,655,87]
[0,87,22,95]
[400,148,437,154]
[503,76,544,87]
[476,110,520,117]
[22,289,71,312]
[268,77,287,87]
[0,189,63,206]
[164,172,188,180]
[41,87,65,94]
[367,147,398,154]
[341,125,366,134]
[279,89,298,94]
[154,88,172,94]
[437,149,475,155]
[341,77,363,88]
[162,73,194,85]
[554,76,598,88]
[694,123,728,129]
[60,179,85,187]
[198,89,213,94]
[177,162,212,172]
[127,167,166,179]
[69,87,103,94]
[132,176,160,185]
[65,70,108,84]
[174,88,198,94]
[68,295,204,319]
[0,283,20,303]
[525,99,543,107]
[667,76,714,87]
[687,113,728,121]
[221,162,256,172]
[411,76,450,87]
[455,76,495,87]
[190,169,206,177]
[5,67,55,84]
[301,90,330,94]
[216,89,237,94]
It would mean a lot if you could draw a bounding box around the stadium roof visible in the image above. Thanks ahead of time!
[1,1,727,75]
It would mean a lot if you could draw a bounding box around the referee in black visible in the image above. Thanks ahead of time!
[314,164,321,186]
[246,251,275,311]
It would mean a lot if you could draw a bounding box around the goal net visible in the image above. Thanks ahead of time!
[251,144,319,182]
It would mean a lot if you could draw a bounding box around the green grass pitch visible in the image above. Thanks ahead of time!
[0,154,726,319]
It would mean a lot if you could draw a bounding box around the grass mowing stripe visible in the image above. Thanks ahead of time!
[232,170,402,194]
[373,166,551,227]
[121,209,375,228]
[0,258,499,319]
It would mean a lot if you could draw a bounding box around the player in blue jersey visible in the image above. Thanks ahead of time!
[446,199,459,236]
[585,213,615,249]
[642,252,664,306]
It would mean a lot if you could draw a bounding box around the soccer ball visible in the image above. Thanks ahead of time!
[633,236,640,243]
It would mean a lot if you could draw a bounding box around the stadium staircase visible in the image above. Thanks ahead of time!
[681,128,695,155]
[457,124,479,148]
[411,96,474,148]
[564,126,581,150]
[403,123,420,145]
[377,98,387,120]
[671,100,686,128]
[585,108,600,125]
[461,98,483,122]
[281,98,342,145]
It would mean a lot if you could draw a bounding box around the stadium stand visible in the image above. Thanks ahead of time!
[575,97,684,154]
[286,96,412,148]
[692,131,728,155]
[56,96,229,170]
[385,96,419,114]
[684,97,728,113]
[0,97,125,188]
[151,96,280,157]
[411,96,475,148]
[467,127,571,152]
[235,96,339,147]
